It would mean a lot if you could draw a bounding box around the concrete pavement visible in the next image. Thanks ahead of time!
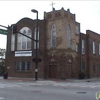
[0,76,100,83]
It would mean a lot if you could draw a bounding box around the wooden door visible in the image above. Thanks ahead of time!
[49,65,57,79]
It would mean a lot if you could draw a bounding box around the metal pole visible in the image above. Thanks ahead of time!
[0,24,37,42]
[35,11,38,81]
[1,58,3,74]
[31,9,39,81]
[0,25,8,29]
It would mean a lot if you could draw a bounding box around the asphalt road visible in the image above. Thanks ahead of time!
[0,79,99,100]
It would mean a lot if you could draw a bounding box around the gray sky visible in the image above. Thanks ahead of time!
[0,0,100,49]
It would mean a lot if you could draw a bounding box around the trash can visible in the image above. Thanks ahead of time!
[3,72,8,79]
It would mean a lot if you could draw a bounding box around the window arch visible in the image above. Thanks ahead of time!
[51,24,56,47]
[67,25,71,48]
[17,27,32,50]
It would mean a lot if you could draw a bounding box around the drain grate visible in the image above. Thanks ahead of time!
[31,90,42,93]
[77,92,87,94]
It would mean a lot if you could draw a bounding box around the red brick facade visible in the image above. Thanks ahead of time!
[5,8,100,79]
[6,18,46,78]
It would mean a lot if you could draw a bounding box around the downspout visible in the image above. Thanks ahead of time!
[80,33,82,74]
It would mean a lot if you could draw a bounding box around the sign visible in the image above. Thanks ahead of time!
[15,51,32,57]
[0,29,8,35]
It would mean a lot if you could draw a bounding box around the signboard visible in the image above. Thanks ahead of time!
[0,29,8,35]
[15,51,32,57]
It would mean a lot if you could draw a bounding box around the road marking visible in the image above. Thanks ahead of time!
[0,83,21,89]
[53,83,100,89]
[80,84,94,87]
[89,85,100,88]
[0,97,4,99]
[53,83,72,87]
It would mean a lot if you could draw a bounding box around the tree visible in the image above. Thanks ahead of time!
[0,48,6,75]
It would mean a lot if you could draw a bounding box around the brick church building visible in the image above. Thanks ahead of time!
[5,7,100,79]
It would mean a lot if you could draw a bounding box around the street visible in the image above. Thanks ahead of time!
[0,78,99,100]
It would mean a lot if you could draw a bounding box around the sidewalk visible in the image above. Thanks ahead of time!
[0,77,35,82]
[0,76,100,83]
[66,78,100,82]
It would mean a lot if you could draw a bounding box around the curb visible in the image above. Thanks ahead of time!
[0,77,100,83]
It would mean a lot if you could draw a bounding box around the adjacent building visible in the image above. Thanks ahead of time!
[5,7,100,79]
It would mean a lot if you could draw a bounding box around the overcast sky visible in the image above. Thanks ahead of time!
[0,0,100,49]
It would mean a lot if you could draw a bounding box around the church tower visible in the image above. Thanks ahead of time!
[44,7,80,79]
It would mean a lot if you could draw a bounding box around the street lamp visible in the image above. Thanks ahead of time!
[31,9,38,81]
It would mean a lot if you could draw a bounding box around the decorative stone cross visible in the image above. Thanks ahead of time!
[50,2,55,11]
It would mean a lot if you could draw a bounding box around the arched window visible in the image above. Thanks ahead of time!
[34,27,39,49]
[67,25,71,48]
[17,27,32,50]
[51,24,56,47]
